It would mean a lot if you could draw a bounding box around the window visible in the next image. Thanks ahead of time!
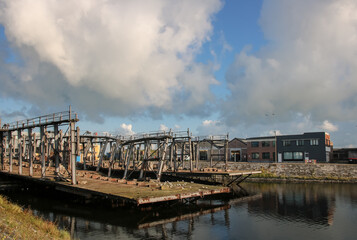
[273,141,276,147]
[296,140,304,146]
[262,152,270,159]
[283,140,291,146]
[262,141,270,147]
[283,152,293,160]
[251,141,259,147]
[284,151,303,160]
[252,152,260,159]
[199,151,208,160]
[293,152,303,160]
[310,139,319,146]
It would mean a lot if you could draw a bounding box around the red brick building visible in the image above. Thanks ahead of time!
[246,136,276,162]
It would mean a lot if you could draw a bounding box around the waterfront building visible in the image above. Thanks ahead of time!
[246,132,333,163]
[245,136,276,162]
[228,138,247,162]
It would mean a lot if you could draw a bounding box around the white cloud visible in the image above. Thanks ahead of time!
[119,123,135,135]
[159,124,169,131]
[174,124,181,130]
[222,0,357,127]
[0,0,222,120]
[202,119,219,126]
[318,120,338,132]
[197,119,228,136]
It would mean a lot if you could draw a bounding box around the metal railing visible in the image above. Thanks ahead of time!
[2,110,78,130]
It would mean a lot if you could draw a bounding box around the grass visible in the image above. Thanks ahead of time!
[251,169,357,182]
[0,195,70,240]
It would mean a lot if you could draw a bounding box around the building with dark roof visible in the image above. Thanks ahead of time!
[245,132,333,163]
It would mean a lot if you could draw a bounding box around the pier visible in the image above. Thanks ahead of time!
[0,109,261,206]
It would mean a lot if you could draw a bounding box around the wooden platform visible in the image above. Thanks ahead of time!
[0,165,230,206]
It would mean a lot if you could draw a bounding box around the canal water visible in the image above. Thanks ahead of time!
[0,180,356,240]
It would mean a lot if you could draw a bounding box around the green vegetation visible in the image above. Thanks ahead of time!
[252,170,357,182]
[0,195,70,240]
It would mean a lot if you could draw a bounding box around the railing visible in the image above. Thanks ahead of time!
[2,110,78,130]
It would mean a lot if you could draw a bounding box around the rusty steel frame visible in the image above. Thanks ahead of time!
[0,107,79,185]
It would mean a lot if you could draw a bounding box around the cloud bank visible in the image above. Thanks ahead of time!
[222,0,357,127]
[0,0,222,120]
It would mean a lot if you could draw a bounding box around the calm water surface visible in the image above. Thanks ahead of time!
[1,180,356,240]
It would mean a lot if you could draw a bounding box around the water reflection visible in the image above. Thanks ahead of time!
[1,178,357,240]
[245,183,336,226]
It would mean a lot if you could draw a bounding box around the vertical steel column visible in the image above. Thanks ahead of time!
[136,144,140,170]
[18,130,22,174]
[123,144,133,179]
[139,141,148,179]
[91,139,95,166]
[195,140,200,170]
[210,141,213,168]
[8,131,13,172]
[0,132,4,170]
[174,143,177,171]
[189,136,193,172]
[40,126,46,178]
[82,142,86,170]
[157,138,169,181]
[28,128,33,176]
[169,139,174,170]
[224,139,228,171]
[70,121,77,185]
[76,127,80,161]
[108,143,116,177]
[96,139,108,171]
[54,124,59,174]
[181,142,185,169]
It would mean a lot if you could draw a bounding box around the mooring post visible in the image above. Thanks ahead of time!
[188,133,193,172]
[18,129,22,175]
[70,120,77,185]
[28,128,33,176]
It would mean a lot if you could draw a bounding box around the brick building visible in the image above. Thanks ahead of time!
[245,136,276,162]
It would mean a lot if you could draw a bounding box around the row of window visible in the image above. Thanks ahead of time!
[283,151,303,160]
[251,141,275,147]
[251,152,272,159]
[251,139,320,148]
[252,151,303,160]
[282,139,319,146]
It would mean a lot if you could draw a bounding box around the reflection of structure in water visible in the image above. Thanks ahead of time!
[247,185,336,226]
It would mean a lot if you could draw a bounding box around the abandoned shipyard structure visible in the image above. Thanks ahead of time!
[0,108,260,205]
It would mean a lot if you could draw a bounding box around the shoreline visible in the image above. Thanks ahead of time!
[0,195,70,240]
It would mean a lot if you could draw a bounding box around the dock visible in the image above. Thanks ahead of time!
[0,108,261,206]
[163,169,262,186]
[0,165,230,206]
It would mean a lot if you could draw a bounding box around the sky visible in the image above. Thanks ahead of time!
[0,0,357,147]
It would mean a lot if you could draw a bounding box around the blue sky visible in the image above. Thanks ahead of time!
[1,0,357,147]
